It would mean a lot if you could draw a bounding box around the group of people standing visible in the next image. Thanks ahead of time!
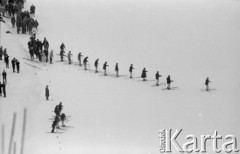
[27,36,53,63]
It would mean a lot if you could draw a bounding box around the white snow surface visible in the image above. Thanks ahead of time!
[0,0,240,154]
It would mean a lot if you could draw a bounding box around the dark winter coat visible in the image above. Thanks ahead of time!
[141,69,147,78]
[129,65,134,72]
[115,65,119,71]
[94,60,98,67]
[16,61,20,72]
[103,63,108,70]
[205,78,210,86]
[166,76,172,84]
[83,57,88,64]
[155,73,161,80]
[45,87,49,97]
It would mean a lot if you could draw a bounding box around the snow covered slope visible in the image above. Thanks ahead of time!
[0,0,240,154]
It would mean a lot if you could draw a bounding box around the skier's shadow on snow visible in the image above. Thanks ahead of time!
[45,131,65,134]
[137,79,155,82]
[151,82,167,87]
[200,88,217,92]
[161,87,179,90]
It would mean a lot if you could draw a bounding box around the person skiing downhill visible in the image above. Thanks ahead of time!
[103,62,108,76]
[129,64,134,78]
[78,52,83,66]
[115,63,119,77]
[166,75,173,90]
[155,71,162,86]
[51,116,60,133]
[83,57,89,70]
[94,59,99,73]
[141,68,147,81]
[205,77,211,91]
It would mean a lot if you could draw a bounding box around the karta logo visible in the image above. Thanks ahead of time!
[159,129,239,153]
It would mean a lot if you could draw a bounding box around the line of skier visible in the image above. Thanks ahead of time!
[27,38,213,91]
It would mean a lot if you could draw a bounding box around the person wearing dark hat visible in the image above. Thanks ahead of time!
[45,85,49,100]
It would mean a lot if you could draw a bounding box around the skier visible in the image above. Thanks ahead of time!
[166,75,173,90]
[60,113,66,127]
[115,63,119,77]
[49,50,53,64]
[4,54,9,68]
[67,51,72,64]
[78,52,83,66]
[54,105,60,117]
[58,102,63,113]
[103,62,108,76]
[129,64,134,78]
[45,85,49,100]
[60,48,65,61]
[43,37,49,51]
[16,60,20,73]
[11,58,16,72]
[94,59,99,73]
[83,57,88,70]
[60,43,65,51]
[141,68,147,81]
[51,116,60,133]
[205,77,211,91]
[155,71,162,86]
[2,70,7,84]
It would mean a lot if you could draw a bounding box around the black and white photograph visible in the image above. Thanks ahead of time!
[0,0,240,153]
